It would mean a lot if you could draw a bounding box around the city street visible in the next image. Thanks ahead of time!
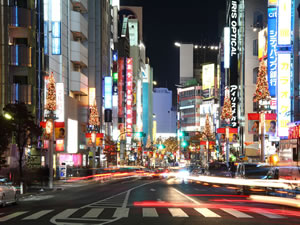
[0,177,299,225]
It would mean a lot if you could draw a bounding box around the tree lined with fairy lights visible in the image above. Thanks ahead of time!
[203,114,214,140]
[221,88,233,121]
[254,60,271,102]
[45,72,56,112]
[89,102,100,127]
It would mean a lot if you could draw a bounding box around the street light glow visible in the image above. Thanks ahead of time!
[174,42,181,47]
[4,112,12,120]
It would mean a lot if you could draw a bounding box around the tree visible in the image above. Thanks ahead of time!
[3,103,43,183]
[45,72,56,112]
[163,137,178,153]
[89,101,100,127]
[254,60,271,102]
[221,88,233,121]
[0,115,13,170]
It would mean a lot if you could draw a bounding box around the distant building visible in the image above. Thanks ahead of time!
[153,88,176,139]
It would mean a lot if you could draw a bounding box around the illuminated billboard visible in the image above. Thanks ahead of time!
[126,58,133,137]
[278,0,291,46]
[51,0,61,55]
[258,28,267,60]
[128,20,138,46]
[104,77,112,109]
[89,88,96,107]
[56,83,64,122]
[202,64,215,90]
[67,119,78,153]
[267,7,277,97]
[268,0,278,7]
[118,58,124,118]
[224,27,230,69]
[277,53,291,137]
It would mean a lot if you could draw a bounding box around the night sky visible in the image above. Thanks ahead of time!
[120,0,226,104]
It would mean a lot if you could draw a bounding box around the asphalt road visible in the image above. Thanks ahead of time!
[0,177,299,225]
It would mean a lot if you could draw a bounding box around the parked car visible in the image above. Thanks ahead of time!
[0,177,17,207]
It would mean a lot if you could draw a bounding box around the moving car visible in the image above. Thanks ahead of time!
[0,177,17,207]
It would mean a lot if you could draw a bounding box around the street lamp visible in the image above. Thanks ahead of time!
[4,112,12,120]
[174,42,181,47]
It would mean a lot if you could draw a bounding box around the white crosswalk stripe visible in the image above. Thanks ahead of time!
[0,211,28,222]
[194,208,221,217]
[252,209,286,219]
[82,208,104,218]
[221,208,253,218]
[22,210,54,220]
[142,208,159,217]
[168,208,189,217]
[0,207,296,221]
[113,208,129,218]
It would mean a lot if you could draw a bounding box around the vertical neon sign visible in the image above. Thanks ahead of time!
[126,58,133,137]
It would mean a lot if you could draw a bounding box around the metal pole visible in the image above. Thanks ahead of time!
[260,112,265,162]
[49,119,54,189]
[226,127,229,166]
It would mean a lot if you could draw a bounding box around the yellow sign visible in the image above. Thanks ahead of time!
[268,0,277,6]
[278,0,291,45]
[202,64,215,90]
[258,28,268,60]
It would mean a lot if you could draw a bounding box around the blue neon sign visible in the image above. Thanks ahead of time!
[104,77,112,109]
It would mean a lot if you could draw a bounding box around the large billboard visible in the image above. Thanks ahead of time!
[229,0,239,128]
[278,0,291,46]
[267,8,278,97]
[202,64,215,90]
[258,28,268,61]
[56,83,64,122]
[104,77,112,109]
[277,53,291,137]
[126,58,133,137]
[118,58,124,118]
[51,0,61,55]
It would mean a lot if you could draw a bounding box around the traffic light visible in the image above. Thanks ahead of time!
[158,144,166,150]
[179,131,188,138]
[181,140,188,148]
[135,132,146,138]
[113,72,118,81]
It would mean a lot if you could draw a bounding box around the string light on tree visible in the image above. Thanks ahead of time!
[221,87,233,121]
[89,101,100,127]
[45,72,56,112]
[254,60,271,103]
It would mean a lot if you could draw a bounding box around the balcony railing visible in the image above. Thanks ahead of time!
[8,6,32,28]
[9,45,32,67]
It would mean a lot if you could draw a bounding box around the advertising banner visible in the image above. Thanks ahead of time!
[278,0,291,46]
[126,58,133,137]
[118,58,124,118]
[229,0,239,128]
[217,133,239,144]
[268,0,278,7]
[85,133,104,147]
[104,77,112,109]
[277,53,291,137]
[268,7,278,97]
[258,28,268,61]
[248,113,277,137]
[56,83,64,122]
[202,64,215,99]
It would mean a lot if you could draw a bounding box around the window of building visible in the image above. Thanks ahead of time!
[253,39,258,56]
[253,67,258,84]
[253,11,263,28]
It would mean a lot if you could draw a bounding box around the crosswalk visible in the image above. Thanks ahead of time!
[0,207,298,222]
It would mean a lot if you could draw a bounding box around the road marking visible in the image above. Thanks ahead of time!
[0,211,28,222]
[194,208,220,217]
[53,209,78,219]
[22,210,54,220]
[82,208,104,218]
[252,209,285,219]
[221,208,253,218]
[113,208,129,218]
[168,208,189,217]
[142,208,158,217]
[172,187,202,205]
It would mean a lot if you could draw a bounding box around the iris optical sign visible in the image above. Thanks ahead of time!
[278,0,291,46]
[104,77,112,109]
[126,58,133,137]
[277,53,291,137]
[51,0,61,55]
[267,8,278,97]
[229,0,239,128]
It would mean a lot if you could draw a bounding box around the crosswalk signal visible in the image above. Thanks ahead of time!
[135,132,146,138]
[181,140,188,148]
